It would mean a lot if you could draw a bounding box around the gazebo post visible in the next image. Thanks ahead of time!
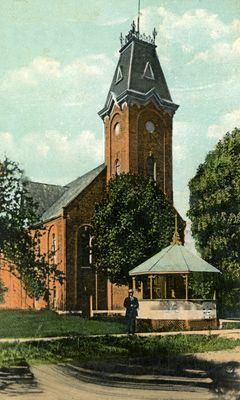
[149,275,153,299]
[164,275,167,299]
[185,274,189,300]
[140,280,143,299]
[132,277,136,292]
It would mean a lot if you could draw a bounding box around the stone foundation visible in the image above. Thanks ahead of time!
[136,318,219,332]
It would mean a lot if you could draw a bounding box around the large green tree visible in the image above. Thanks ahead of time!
[92,173,184,285]
[187,128,240,312]
[0,157,64,301]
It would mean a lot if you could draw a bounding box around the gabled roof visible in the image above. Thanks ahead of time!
[41,164,105,222]
[129,243,221,275]
[27,164,106,224]
[26,181,67,217]
[99,35,178,118]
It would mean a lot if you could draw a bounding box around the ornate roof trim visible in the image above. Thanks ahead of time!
[119,21,157,50]
[99,88,179,118]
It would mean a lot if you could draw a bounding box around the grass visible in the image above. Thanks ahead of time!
[0,309,126,338]
[0,334,240,366]
[221,321,240,329]
[0,310,240,367]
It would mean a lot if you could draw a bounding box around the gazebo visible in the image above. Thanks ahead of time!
[129,236,221,330]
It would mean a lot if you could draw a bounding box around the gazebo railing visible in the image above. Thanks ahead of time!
[132,275,216,301]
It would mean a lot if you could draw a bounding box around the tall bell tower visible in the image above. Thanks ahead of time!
[98,21,179,203]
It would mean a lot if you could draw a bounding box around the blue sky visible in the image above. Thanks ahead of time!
[0,0,239,223]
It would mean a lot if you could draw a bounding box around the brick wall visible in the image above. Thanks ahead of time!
[64,168,108,311]
[0,258,45,309]
[105,102,173,203]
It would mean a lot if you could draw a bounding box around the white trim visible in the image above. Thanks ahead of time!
[143,61,155,80]
[127,41,135,89]
[115,66,123,84]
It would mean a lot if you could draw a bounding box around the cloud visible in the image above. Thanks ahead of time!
[63,54,113,78]
[101,17,129,26]
[0,130,104,184]
[190,37,240,64]
[140,6,232,44]
[32,57,61,77]
[158,7,228,38]
[0,57,60,89]
[139,6,239,67]
[0,54,114,90]
[208,109,240,139]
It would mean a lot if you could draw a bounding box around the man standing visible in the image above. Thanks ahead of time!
[124,289,139,334]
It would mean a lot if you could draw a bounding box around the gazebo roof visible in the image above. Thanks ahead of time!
[129,243,221,276]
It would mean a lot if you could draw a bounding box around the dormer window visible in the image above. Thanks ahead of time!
[143,62,155,80]
[115,66,123,84]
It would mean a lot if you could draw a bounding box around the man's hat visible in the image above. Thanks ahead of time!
[128,289,133,293]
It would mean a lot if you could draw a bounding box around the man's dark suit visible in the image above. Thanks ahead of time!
[124,294,139,334]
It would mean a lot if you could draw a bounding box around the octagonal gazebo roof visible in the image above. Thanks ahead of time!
[129,243,221,276]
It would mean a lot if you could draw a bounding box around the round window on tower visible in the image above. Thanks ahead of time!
[145,121,155,133]
[114,122,121,136]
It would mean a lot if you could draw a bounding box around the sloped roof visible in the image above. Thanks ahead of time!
[26,181,67,217]
[129,243,221,275]
[41,164,105,222]
[99,36,178,118]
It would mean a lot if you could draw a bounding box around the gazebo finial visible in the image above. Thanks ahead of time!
[171,214,182,245]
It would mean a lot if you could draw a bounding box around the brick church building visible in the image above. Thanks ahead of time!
[0,22,182,311]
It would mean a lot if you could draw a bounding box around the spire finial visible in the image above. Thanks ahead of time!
[153,28,157,43]
[120,33,123,46]
[172,214,182,245]
[137,0,141,36]
[120,1,157,49]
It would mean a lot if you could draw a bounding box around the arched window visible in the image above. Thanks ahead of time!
[146,154,156,181]
[52,233,57,262]
[115,158,121,176]
[78,225,92,267]
[52,233,56,254]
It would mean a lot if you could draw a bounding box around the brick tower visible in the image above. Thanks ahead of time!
[99,22,179,203]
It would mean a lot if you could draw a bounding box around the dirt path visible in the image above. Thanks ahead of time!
[0,347,239,400]
[0,363,214,400]
[195,345,240,364]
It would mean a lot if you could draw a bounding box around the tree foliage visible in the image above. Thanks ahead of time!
[92,173,185,285]
[188,128,240,282]
[0,157,64,300]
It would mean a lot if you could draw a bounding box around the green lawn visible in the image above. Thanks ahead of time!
[221,321,240,329]
[0,310,126,338]
[1,334,240,366]
[0,310,240,366]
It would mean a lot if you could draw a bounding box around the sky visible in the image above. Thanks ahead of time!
[0,0,239,225]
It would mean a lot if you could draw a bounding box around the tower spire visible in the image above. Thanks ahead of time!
[172,214,182,245]
[137,0,141,36]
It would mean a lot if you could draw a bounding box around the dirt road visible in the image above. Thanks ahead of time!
[0,348,239,400]
[0,363,213,400]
